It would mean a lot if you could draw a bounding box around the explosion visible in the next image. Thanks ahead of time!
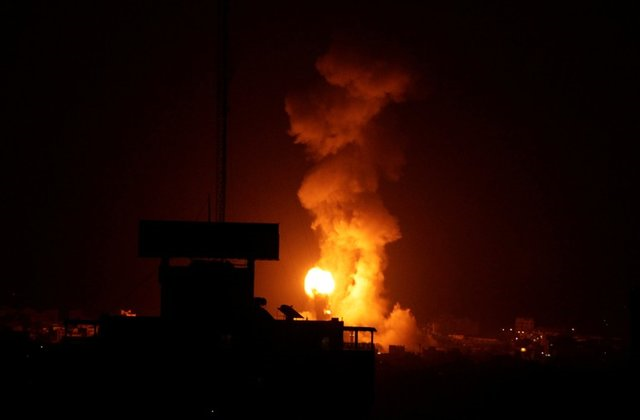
[286,42,419,351]
[304,267,335,297]
[304,266,335,321]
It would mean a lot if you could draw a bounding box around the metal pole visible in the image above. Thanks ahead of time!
[215,0,229,222]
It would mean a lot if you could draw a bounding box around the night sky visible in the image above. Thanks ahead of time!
[3,1,636,334]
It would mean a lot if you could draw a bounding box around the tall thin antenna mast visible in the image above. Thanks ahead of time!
[215,0,229,222]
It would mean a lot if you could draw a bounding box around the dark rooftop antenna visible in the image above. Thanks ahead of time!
[278,304,304,321]
[215,0,229,222]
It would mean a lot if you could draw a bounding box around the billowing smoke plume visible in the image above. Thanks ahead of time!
[286,43,418,351]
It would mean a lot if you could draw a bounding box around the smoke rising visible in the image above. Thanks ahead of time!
[286,43,418,351]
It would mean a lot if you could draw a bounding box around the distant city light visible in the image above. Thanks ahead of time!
[520,347,527,353]
[120,309,137,317]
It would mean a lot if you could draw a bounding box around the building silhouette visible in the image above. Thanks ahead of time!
[13,220,376,419]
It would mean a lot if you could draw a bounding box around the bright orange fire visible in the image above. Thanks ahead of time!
[304,267,335,297]
[287,43,419,351]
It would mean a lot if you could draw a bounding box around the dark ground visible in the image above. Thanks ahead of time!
[2,330,634,419]
[372,352,634,419]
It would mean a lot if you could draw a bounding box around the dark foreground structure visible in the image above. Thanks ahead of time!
[3,220,633,419]
[4,220,375,419]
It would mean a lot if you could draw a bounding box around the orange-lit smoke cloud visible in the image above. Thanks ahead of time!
[285,43,418,351]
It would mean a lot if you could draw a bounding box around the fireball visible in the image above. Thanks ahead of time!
[304,267,335,297]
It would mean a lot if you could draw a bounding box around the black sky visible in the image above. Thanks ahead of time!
[3,0,637,334]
